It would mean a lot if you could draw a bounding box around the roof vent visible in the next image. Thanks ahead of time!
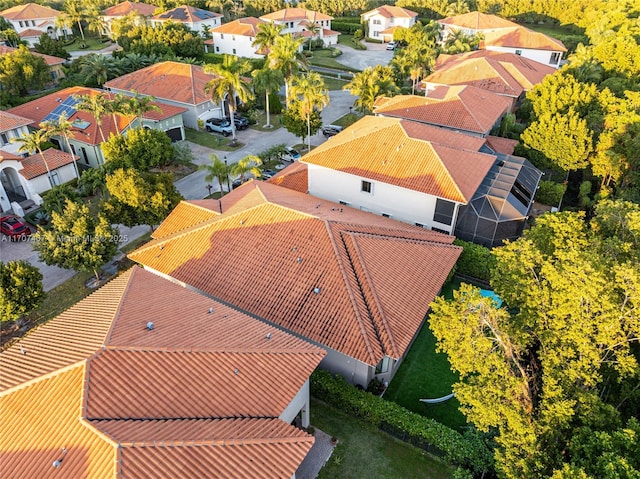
[266,332,271,340]
[234,368,239,375]
[146,321,154,331]
[316,203,321,208]
[209,307,214,314]
[20,345,27,355]
[296,257,302,263]
[52,447,67,468]
[313,287,321,294]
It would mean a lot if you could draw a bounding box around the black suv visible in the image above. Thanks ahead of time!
[227,115,250,130]
[322,124,343,137]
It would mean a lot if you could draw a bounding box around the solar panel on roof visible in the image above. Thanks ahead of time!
[42,96,80,123]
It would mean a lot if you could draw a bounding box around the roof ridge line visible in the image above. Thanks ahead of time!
[428,142,472,202]
[102,346,326,356]
[103,267,138,347]
[117,434,314,448]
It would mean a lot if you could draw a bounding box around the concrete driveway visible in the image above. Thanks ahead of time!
[334,42,394,70]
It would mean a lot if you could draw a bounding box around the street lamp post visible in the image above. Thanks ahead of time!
[224,156,231,191]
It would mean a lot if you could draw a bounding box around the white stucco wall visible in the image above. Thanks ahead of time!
[484,45,562,67]
[365,14,415,40]
[306,164,458,233]
[280,380,310,425]
[319,346,373,388]
[211,32,261,58]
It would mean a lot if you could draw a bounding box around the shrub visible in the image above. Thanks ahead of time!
[452,239,496,283]
[332,22,361,34]
[535,180,566,206]
[268,93,283,114]
[365,37,383,44]
[310,370,492,475]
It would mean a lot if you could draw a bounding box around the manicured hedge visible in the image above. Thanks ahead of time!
[535,180,566,207]
[310,370,492,475]
[332,22,362,34]
[452,239,496,283]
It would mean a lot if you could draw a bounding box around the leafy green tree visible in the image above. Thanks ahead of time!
[62,0,88,41]
[252,20,284,54]
[430,203,640,479]
[32,199,120,283]
[0,17,22,47]
[78,53,122,87]
[120,23,204,59]
[242,0,285,17]
[199,153,231,195]
[251,67,283,128]
[42,183,81,215]
[267,33,308,104]
[0,45,50,97]
[101,127,174,171]
[104,168,183,229]
[343,65,399,113]
[288,72,329,151]
[282,104,322,145]
[78,166,107,198]
[0,260,44,325]
[203,54,254,142]
[34,33,71,60]
[231,154,262,183]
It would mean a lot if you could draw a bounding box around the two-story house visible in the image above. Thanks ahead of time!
[0,2,65,47]
[361,5,418,42]
[438,11,567,68]
[101,1,156,38]
[260,8,339,46]
[209,17,267,58]
[151,5,222,36]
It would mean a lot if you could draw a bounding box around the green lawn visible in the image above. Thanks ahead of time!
[249,110,283,131]
[63,36,113,52]
[338,34,367,50]
[308,49,361,72]
[312,399,455,479]
[184,128,245,151]
[384,278,468,430]
[329,113,363,128]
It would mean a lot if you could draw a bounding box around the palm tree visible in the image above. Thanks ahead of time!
[343,65,399,113]
[12,129,54,186]
[445,0,470,16]
[305,20,321,51]
[74,92,110,143]
[122,92,161,127]
[231,154,262,183]
[63,0,87,41]
[289,72,329,152]
[251,67,283,128]
[268,34,308,104]
[253,21,284,54]
[40,112,79,178]
[409,65,425,95]
[86,5,108,39]
[105,93,130,135]
[199,153,231,195]
[54,14,73,40]
[203,54,253,143]
[79,54,122,87]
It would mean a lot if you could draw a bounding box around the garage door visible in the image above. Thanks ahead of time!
[165,128,183,142]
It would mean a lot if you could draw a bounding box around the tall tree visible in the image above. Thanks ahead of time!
[101,127,174,171]
[267,33,308,104]
[74,92,110,143]
[252,20,284,54]
[251,67,283,128]
[124,93,161,126]
[0,45,50,97]
[203,54,254,143]
[199,153,231,195]
[62,0,87,41]
[288,72,329,151]
[230,154,262,183]
[40,112,79,179]
[12,129,54,187]
[343,65,399,113]
[32,199,120,284]
[78,54,122,87]
[305,20,321,51]
[0,260,44,325]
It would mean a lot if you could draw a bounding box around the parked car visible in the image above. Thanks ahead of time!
[321,125,343,137]
[232,178,243,189]
[205,118,233,136]
[280,146,301,162]
[261,169,277,180]
[226,115,250,130]
[386,41,396,51]
[0,215,31,240]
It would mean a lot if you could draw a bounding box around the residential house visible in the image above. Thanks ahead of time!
[151,5,222,37]
[298,115,541,247]
[422,50,556,110]
[0,45,66,83]
[0,266,325,478]
[7,86,186,169]
[0,112,78,213]
[374,85,511,137]
[101,1,156,38]
[105,61,225,128]
[361,5,418,42]
[129,182,461,387]
[0,3,65,47]
[438,11,567,67]
[209,17,267,58]
[260,8,339,46]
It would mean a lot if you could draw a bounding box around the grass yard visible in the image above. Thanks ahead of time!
[308,49,361,72]
[185,128,245,151]
[312,399,455,479]
[384,278,468,431]
[329,113,363,128]
[63,36,113,52]
[321,75,351,90]
[249,110,283,131]
[338,34,367,50]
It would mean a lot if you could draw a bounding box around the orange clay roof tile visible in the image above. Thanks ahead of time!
[129,182,460,366]
[152,200,220,239]
[267,161,309,192]
[438,11,518,30]
[485,135,519,155]
[484,26,566,51]
[152,5,222,22]
[260,7,332,22]
[0,110,32,131]
[211,17,266,35]
[301,115,494,203]
[0,3,61,20]
[374,86,510,134]
[365,5,418,18]
[102,1,156,16]
[18,147,78,179]
[104,61,218,105]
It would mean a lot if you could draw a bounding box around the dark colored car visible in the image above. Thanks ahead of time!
[322,124,344,137]
[227,115,250,130]
[0,215,31,240]
[205,118,233,136]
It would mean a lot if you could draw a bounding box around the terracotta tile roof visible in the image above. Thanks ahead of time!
[438,11,518,30]
[153,4,222,22]
[94,418,314,478]
[261,7,332,22]
[153,199,220,239]
[103,1,156,17]
[1,266,322,479]
[0,45,65,65]
[18,147,78,179]
[211,16,266,36]
[0,365,116,479]
[142,101,187,120]
[105,61,218,106]
[129,182,460,366]
[484,26,566,51]
[0,110,32,131]
[0,149,22,161]
[485,135,518,155]
[364,5,418,18]
[267,161,308,192]
[18,27,43,37]
[425,50,555,98]
[7,86,136,146]
[0,2,61,20]
[374,86,510,135]
[301,115,494,202]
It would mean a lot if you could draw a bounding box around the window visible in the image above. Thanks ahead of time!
[80,147,88,164]
[0,133,7,145]
[376,357,390,373]
[415,222,424,228]
[432,227,450,235]
[373,19,381,25]
[339,200,350,205]
[232,48,236,54]
[216,46,219,52]
[382,213,391,218]
[550,52,561,65]
[220,34,224,39]
[49,170,60,186]
[232,35,235,41]
[510,179,533,206]
[434,199,455,225]
[361,180,372,193]
[515,49,522,55]
[373,31,379,37]
[19,21,23,28]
